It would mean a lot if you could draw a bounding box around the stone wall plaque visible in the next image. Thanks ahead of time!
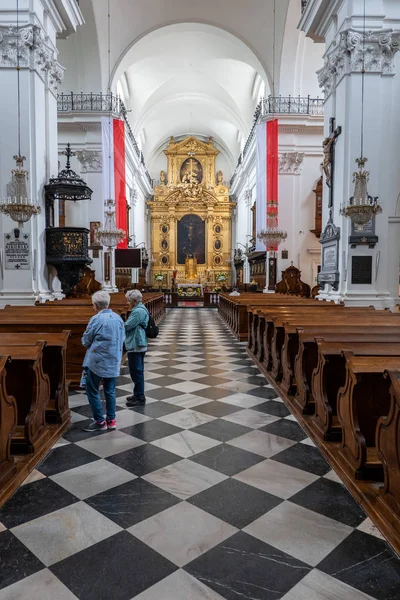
[5,229,30,270]
[317,213,340,291]
[349,217,378,248]
[351,255,372,284]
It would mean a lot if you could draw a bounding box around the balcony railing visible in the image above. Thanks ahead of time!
[57,92,122,114]
[301,0,308,13]
[57,92,153,188]
[230,95,323,186]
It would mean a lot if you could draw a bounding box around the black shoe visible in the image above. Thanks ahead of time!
[126,396,146,407]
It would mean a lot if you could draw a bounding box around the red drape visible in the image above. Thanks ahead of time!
[113,119,127,249]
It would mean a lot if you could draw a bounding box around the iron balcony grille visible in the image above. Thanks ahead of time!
[230,95,324,186]
[57,92,153,188]
[301,0,308,13]
[57,92,122,114]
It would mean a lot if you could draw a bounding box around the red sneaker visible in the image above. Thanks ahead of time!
[106,419,117,430]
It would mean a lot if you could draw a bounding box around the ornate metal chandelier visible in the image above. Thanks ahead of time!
[97,199,125,251]
[0,155,41,227]
[340,157,382,225]
[258,227,287,247]
[257,202,287,247]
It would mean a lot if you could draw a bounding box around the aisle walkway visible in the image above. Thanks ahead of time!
[0,309,399,599]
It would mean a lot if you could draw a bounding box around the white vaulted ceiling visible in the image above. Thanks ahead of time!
[115,23,268,173]
[58,0,323,177]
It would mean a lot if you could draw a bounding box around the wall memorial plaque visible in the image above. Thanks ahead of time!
[351,255,372,284]
[5,229,30,270]
[317,214,340,291]
[349,217,378,248]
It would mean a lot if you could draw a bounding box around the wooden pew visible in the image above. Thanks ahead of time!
[0,332,70,425]
[337,354,400,480]
[248,299,320,356]
[1,294,164,388]
[0,344,51,454]
[0,355,17,491]
[234,294,400,557]
[0,313,88,389]
[311,341,400,445]
[271,313,397,385]
[279,308,384,394]
[293,326,400,415]
[250,304,369,365]
[376,369,400,542]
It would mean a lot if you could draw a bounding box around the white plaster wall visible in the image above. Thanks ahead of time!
[57,0,102,92]
[280,0,323,97]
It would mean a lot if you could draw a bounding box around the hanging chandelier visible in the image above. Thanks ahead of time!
[0,155,41,227]
[258,227,287,247]
[340,0,382,227]
[97,199,125,251]
[0,0,40,228]
[258,200,287,247]
[340,157,382,225]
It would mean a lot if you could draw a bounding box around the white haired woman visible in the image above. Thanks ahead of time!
[124,289,149,407]
[81,290,126,432]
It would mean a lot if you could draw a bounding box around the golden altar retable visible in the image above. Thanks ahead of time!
[148,136,235,287]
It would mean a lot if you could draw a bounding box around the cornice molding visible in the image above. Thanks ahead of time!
[41,0,85,38]
[58,121,101,133]
[279,124,324,135]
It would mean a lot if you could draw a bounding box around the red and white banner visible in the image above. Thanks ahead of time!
[256,118,279,251]
[101,117,128,249]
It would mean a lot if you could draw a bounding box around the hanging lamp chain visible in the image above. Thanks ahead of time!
[272,0,276,98]
[108,0,112,200]
[360,0,366,158]
[16,0,21,157]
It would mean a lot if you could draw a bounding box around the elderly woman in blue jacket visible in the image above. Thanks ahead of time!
[81,290,125,432]
[124,289,149,407]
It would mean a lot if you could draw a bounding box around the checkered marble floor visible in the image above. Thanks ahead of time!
[1,308,400,600]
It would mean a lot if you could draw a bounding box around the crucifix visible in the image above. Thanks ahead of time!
[322,117,342,209]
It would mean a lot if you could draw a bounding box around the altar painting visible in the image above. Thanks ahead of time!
[180,158,203,184]
[177,214,205,265]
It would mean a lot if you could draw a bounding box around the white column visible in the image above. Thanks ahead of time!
[0,13,62,305]
[0,0,83,306]
[301,1,400,308]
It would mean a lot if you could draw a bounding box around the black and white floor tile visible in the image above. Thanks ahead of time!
[1,308,400,599]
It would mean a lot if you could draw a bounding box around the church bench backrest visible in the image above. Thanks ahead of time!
[0,343,50,454]
[0,355,17,494]
[337,355,400,479]
[376,369,400,520]
[0,332,70,425]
